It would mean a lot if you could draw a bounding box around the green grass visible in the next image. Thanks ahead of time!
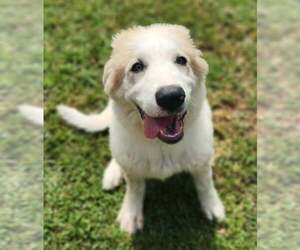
[44,0,256,249]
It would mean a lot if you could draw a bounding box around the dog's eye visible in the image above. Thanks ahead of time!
[175,56,187,66]
[131,61,144,73]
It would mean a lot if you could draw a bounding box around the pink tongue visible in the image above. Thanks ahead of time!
[143,115,174,139]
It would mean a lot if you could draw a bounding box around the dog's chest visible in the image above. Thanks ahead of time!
[110,102,214,179]
[111,134,213,180]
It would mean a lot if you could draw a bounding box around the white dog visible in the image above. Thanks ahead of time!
[58,24,225,234]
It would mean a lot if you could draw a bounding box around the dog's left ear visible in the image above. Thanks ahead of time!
[189,48,209,80]
[102,57,125,95]
[170,24,209,79]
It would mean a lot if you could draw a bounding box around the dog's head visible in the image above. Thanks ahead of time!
[103,24,209,144]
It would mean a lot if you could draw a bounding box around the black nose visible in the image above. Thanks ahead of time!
[155,85,186,112]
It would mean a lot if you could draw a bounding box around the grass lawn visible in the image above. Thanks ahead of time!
[44,0,256,249]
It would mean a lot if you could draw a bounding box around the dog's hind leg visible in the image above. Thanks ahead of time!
[102,159,123,191]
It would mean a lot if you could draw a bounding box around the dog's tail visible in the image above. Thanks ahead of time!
[18,105,44,126]
[57,103,111,133]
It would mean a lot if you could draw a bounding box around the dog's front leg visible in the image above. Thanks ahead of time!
[117,173,145,234]
[191,166,225,222]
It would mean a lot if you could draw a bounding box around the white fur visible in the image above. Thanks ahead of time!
[57,24,225,234]
[57,103,111,132]
[102,159,123,190]
[18,104,44,126]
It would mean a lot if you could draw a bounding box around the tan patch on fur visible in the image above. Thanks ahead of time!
[103,61,125,94]
[189,52,209,78]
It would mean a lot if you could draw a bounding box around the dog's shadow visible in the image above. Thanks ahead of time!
[132,173,216,250]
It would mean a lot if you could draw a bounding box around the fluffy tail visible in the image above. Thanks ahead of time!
[57,103,111,133]
[18,105,44,126]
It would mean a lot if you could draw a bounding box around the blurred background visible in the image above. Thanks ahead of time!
[44,0,256,249]
[258,0,300,249]
[0,0,43,249]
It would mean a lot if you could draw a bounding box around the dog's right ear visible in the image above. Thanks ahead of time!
[103,27,139,94]
[102,58,125,95]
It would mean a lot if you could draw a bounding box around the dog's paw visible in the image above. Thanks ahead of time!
[102,160,123,191]
[117,208,144,234]
[201,192,225,222]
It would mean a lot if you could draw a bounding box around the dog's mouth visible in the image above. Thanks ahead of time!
[136,105,186,144]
